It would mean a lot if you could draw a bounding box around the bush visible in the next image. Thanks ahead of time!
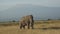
[12,20,16,22]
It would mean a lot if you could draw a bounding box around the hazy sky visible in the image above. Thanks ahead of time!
[0,0,60,11]
[0,0,60,21]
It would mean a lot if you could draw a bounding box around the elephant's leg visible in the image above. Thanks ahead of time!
[23,25,25,29]
[20,24,23,29]
[31,23,34,29]
[27,23,30,29]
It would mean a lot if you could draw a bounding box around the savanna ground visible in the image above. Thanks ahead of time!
[0,20,60,34]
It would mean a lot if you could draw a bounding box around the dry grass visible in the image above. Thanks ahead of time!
[0,20,60,34]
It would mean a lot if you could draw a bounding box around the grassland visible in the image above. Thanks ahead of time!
[0,20,60,34]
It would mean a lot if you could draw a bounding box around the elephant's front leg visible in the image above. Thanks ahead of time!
[27,23,30,29]
[20,24,23,29]
[31,22,34,29]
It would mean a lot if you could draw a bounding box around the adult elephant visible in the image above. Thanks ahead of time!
[19,15,34,29]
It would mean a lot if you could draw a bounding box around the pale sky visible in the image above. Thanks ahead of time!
[0,0,60,21]
[0,0,60,11]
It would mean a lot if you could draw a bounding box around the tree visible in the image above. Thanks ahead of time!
[12,20,16,22]
[47,19,51,20]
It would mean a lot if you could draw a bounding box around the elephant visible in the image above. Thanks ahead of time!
[19,15,34,29]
